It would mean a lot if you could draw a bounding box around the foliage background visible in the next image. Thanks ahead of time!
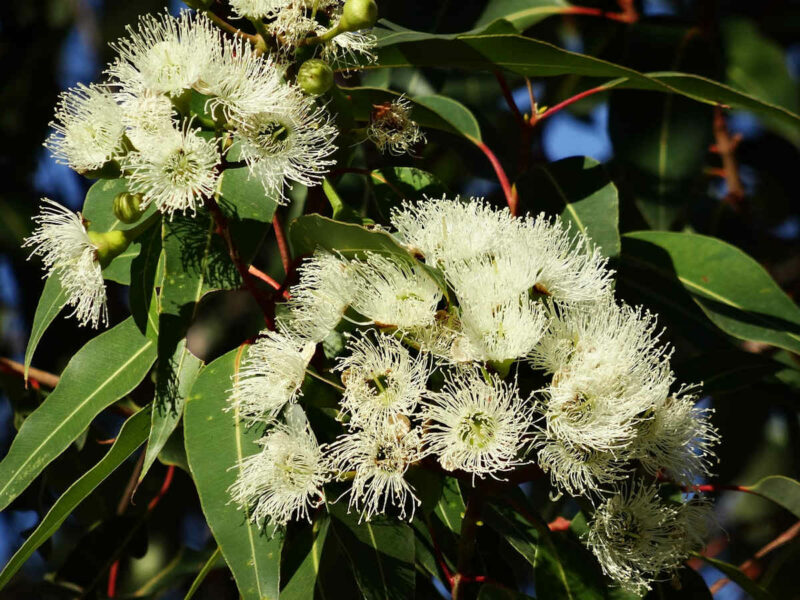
[0,0,798,598]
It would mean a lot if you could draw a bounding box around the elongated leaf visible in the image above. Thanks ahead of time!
[329,503,416,600]
[183,547,225,600]
[140,339,202,482]
[694,554,773,600]
[364,33,800,132]
[484,503,605,600]
[414,95,482,141]
[0,317,156,511]
[434,476,465,534]
[184,348,283,600]
[218,166,279,224]
[475,0,576,31]
[517,156,620,257]
[0,408,151,588]
[24,273,67,381]
[622,232,800,354]
[281,515,331,600]
[745,475,800,519]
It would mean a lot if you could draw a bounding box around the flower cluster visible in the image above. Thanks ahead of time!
[229,196,719,592]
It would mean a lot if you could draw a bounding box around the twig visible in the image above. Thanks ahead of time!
[712,106,745,210]
[468,137,518,216]
[272,212,291,274]
[0,357,60,389]
[548,516,572,532]
[531,85,609,126]
[205,195,275,329]
[204,10,260,45]
[248,264,291,299]
[494,71,526,129]
[710,520,800,594]
[425,517,454,587]
[565,2,638,23]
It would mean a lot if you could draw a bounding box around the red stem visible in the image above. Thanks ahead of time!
[532,85,609,126]
[470,138,518,216]
[272,212,291,274]
[425,518,454,587]
[494,70,526,129]
[565,6,638,23]
[147,465,175,511]
[107,560,120,598]
[248,264,291,299]
[548,516,572,532]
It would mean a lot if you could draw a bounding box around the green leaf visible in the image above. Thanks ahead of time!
[484,503,605,600]
[281,516,331,600]
[132,545,226,598]
[184,347,283,600]
[644,567,712,599]
[140,339,202,482]
[0,409,151,589]
[129,224,164,336]
[218,166,279,224]
[433,476,465,534]
[694,554,774,600]
[722,17,800,145]
[364,33,800,132]
[0,317,156,511]
[23,273,67,381]
[621,232,800,354]
[517,156,620,257]
[475,0,576,31]
[609,23,715,230]
[82,177,158,284]
[745,475,800,520]
[329,503,416,600]
[344,87,482,140]
[184,547,225,600]
[674,350,782,395]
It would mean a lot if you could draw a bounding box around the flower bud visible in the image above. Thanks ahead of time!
[339,0,378,32]
[113,192,144,224]
[297,59,334,96]
[87,230,131,266]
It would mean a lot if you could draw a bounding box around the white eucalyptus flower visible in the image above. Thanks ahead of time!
[328,422,422,521]
[122,120,220,217]
[421,370,534,479]
[586,482,711,595]
[197,36,293,127]
[530,298,671,378]
[390,197,514,266]
[23,200,107,328]
[107,11,220,97]
[454,294,548,364]
[235,91,337,203]
[634,386,719,485]
[228,0,290,20]
[230,330,316,422]
[230,406,328,526]
[44,83,125,173]
[349,252,443,329]
[279,251,355,343]
[534,436,629,497]
[335,331,430,429]
[368,97,425,156]
[117,90,175,150]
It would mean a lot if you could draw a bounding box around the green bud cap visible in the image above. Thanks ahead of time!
[113,192,144,224]
[297,59,334,96]
[87,230,131,267]
[340,0,378,32]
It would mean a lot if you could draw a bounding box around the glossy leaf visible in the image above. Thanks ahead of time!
[184,347,283,600]
[281,515,331,600]
[141,339,202,483]
[722,17,800,145]
[23,273,67,381]
[475,0,576,31]
[517,156,620,257]
[0,408,151,589]
[329,503,416,600]
[218,166,279,225]
[694,554,773,600]
[414,95,482,141]
[0,317,156,511]
[622,232,800,354]
[365,33,800,133]
[434,476,465,534]
[746,475,800,520]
